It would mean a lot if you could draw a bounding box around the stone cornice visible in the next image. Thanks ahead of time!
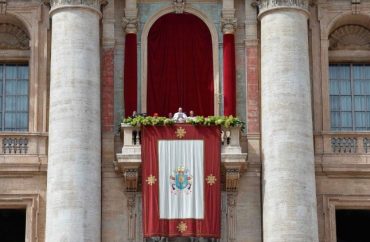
[259,0,309,17]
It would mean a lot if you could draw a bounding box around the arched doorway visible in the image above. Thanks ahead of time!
[147,13,214,117]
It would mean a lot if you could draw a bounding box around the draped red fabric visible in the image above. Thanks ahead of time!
[223,34,236,116]
[142,125,221,238]
[124,33,137,117]
[147,13,214,116]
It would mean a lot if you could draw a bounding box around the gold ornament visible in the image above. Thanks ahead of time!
[206,174,217,186]
[146,175,157,186]
[175,127,186,138]
[177,221,187,233]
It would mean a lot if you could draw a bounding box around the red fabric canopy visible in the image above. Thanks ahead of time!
[147,13,214,117]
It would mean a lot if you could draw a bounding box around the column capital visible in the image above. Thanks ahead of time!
[258,0,309,17]
[49,0,105,14]
[222,17,237,34]
[122,17,138,34]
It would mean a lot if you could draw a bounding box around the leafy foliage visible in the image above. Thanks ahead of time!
[122,115,245,131]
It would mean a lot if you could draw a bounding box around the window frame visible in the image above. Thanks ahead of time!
[0,63,30,132]
[329,63,370,131]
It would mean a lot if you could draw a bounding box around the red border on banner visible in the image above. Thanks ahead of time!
[142,124,221,238]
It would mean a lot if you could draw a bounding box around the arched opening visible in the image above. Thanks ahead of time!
[147,13,214,117]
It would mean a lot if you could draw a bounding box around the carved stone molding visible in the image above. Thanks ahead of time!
[173,0,185,14]
[127,192,137,241]
[329,25,370,51]
[226,192,237,242]
[0,23,29,50]
[221,18,237,34]
[49,0,105,12]
[225,168,241,192]
[259,0,309,15]
[352,0,361,15]
[122,17,138,34]
[0,0,7,15]
[124,168,139,192]
[222,153,246,242]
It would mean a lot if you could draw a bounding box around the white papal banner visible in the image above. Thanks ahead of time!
[158,140,204,219]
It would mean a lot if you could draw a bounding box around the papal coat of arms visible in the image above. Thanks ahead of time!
[170,166,193,194]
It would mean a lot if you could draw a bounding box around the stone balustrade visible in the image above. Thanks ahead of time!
[315,132,370,177]
[0,132,47,155]
[0,132,48,172]
[315,132,370,155]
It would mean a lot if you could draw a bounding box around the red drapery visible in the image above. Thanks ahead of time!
[124,33,137,117]
[223,34,236,116]
[147,13,214,117]
[142,125,221,238]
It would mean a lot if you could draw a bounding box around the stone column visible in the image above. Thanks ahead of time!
[45,1,102,241]
[259,1,319,242]
[122,0,138,117]
[221,0,237,116]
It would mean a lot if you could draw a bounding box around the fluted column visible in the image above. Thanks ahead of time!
[259,1,319,242]
[45,1,102,241]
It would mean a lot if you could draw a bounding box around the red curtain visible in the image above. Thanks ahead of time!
[147,13,214,116]
[223,34,236,116]
[124,33,137,117]
[142,125,221,238]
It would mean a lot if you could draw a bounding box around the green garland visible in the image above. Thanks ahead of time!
[122,115,245,131]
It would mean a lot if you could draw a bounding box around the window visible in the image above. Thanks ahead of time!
[0,64,29,131]
[330,64,370,131]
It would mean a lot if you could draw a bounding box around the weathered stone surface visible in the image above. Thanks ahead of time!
[45,7,101,242]
[260,7,319,242]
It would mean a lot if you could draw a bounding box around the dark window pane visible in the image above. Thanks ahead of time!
[354,96,366,111]
[5,65,17,79]
[336,210,370,242]
[340,96,352,111]
[341,112,352,128]
[0,64,29,131]
[5,79,17,95]
[331,111,340,128]
[0,209,26,242]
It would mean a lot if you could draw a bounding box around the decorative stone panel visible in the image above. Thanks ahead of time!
[0,23,29,50]
[329,25,370,50]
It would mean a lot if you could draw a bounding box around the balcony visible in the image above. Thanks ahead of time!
[0,132,48,173]
[114,123,248,240]
[115,123,248,192]
[315,132,370,176]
